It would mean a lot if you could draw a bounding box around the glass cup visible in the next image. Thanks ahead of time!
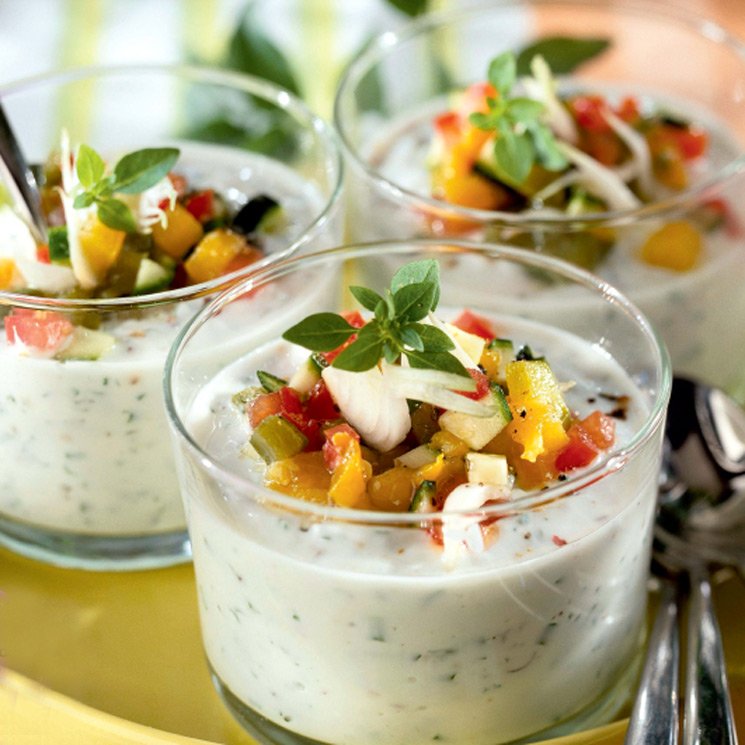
[165,240,671,745]
[0,64,343,569]
[334,0,745,399]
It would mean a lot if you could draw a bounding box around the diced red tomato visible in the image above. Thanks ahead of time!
[615,96,640,124]
[247,391,282,428]
[277,386,322,450]
[279,386,304,417]
[4,309,74,352]
[185,190,215,223]
[323,423,360,471]
[579,410,616,449]
[36,245,51,264]
[570,96,612,133]
[457,368,491,400]
[305,379,339,422]
[555,411,615,472]
[702,198,741,238]
[671,127,707,160]
[452,309,495,340]
[322,311,366,364]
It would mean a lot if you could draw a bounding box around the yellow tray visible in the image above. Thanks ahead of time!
[2,546,744,744]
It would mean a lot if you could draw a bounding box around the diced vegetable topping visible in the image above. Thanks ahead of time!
[427,49,719,272]
[232,261,620,559]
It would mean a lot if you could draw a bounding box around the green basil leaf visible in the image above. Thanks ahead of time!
[383,340,401,365]
[405,349,470,378]
[76,144,105,188]
[113,148,180,195]
[350,285,385,313]
[332,333,384,372]
[409,323,455,352]
[390,259,440,310]
[385,0,429,16]
[392,281,436,323]
[516,36,610,76]
[488,51,516,97]
[469,111,499,131]
[227,8,299,94]
[93,174,116,197]
[529,122,568,172]
[495,130,535,185]
[400,326,424,351]
[96,198,138,233]
[506,97,545,124]
[73,191,95,209]
[374,298,390,323]
[282,312,356,352]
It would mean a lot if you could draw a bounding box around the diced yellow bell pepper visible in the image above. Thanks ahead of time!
[0,258,16,289]
[328,431,374,508]
[265,451,331,504]
[640,221,701,272]
[78,217,126,281]
[151,203,204,260]
[368,465,416,512]
[183,228,250,284]
[505,360,570,462]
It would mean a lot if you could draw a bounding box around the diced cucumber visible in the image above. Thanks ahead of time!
[48,226,70,264]
[250,415,307,463]
[395,443,438,469]
[232,195,284,235]
[133,258,174,295]
[257,370,287,393]
[516,345,545,362]
[231,386,263,410]
[289,354,324,395]
[486,338,515,383]
[439,384,512,450]
[56,326,115,361]
[409,480,437,513]
[466,452,509,486]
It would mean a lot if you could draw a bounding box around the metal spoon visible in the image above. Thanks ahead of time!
[0,99,47,242]
[624,376,744,745]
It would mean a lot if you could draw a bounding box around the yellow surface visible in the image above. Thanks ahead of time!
[1,546,744,744]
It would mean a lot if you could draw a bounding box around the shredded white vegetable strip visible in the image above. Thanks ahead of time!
[522,55,579,145]
[557,142,642,211]
[603,109,654,198]
[59,130,97,288]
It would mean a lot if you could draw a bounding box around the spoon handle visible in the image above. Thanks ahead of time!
[0,100,47,241]
[683,569,739,745]
[623,579,680,745]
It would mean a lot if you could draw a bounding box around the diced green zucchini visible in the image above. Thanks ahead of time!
[395,443,438,469]
[250,415,307,463]
[257,370,287,393]
[48,226,70,264]
[486,338,515,383]
[289,354,324,395]
[133,258,175,295]
[56,326,116,361]
[409,480,437,513]
[439,383,512,450]
[231,386,263,410]
[466,452,509,486]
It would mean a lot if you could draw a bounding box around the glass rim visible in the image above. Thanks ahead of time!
[164,238,672,527]
[333,0,745,229]
[0,62,344,311]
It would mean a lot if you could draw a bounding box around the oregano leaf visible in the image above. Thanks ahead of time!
[113,148,180,194]
[400,326,424,351]
[392,281,436,323]
[350,285,385,312]
[516,36,610,76]
[495,130,535,185]
[332,333,384,372]
[487,51,516,97]
[390,259,440,310]
[410,323,455,352]
[76,144,105,188]
[96,198,137,233]
[405,349,470,377]
[282,312,356,352]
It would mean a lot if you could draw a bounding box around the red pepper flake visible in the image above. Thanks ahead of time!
[552,535,567,547]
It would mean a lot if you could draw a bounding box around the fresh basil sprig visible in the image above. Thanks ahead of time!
[469,51,567,186]
[283,259,468,377]
[72,145,180,232]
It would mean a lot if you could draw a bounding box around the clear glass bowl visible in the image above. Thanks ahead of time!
[334,0,745,399]
[0,64,343,569]
[165,239,671,745]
